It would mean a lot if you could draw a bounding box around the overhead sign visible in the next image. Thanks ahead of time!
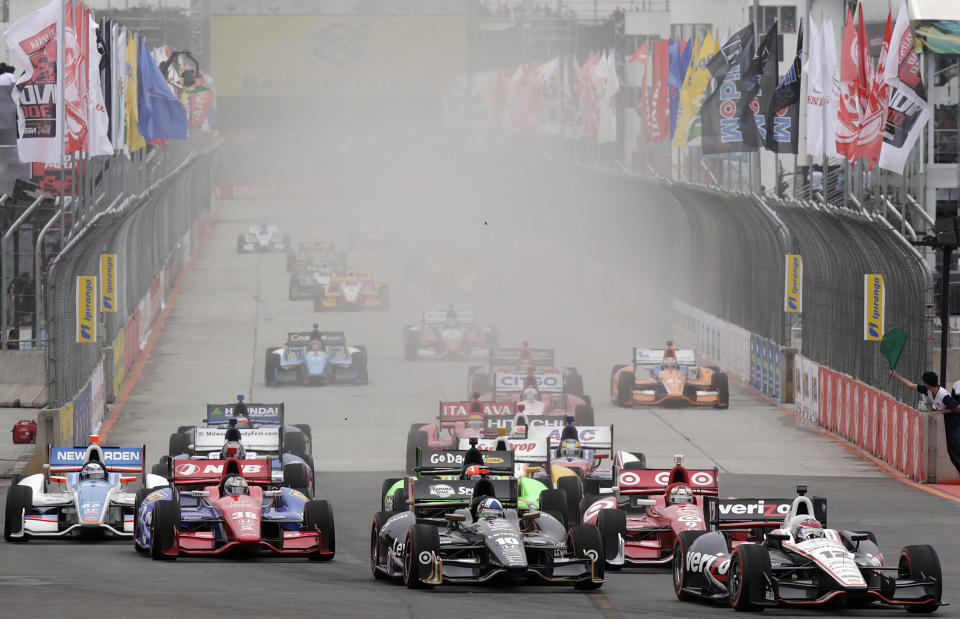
[784,254,803,312]
[864,274,885,341]
[100,254,116,312]
[76,276,97,343]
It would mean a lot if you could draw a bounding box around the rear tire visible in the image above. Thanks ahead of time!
[673,530,709,600]
[403,524,439,588]
[557,476,584,525]
[353,348,369,385]
[283,462,310,496]
[133,487,151,554]
[574,404,595,426]
[406,429,429,474]
[264,348,280,386]
[729,543,772,611]
[569,525,605,590]
[3,485,32,542]
[151,463,169,479]
[168,433,189,457]
[304,500,335,560]
[713,372,730,409]
[617,370,635,406]
[149,499,179,560]
[597,508,626,568]
[539,489,569,530]
[381,478,403,512]
[564,371,584,397]
[899,545,942,613]
[403,329,419,361]
[285,432,308,460]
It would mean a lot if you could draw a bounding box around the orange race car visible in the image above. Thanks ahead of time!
[610,345,728,408]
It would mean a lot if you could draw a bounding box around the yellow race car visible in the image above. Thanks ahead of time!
[610,346,728,408]
[313,272,389,311]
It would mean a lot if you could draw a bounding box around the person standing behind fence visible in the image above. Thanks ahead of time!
[891,369,960,475]
[7,271,34,327]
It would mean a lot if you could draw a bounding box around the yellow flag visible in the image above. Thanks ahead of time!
[673,32,717,147]
[125,32,146,152]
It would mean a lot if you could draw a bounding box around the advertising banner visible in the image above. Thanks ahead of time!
[100,253,116,312]
[784,254,802,312]
[863,274,884,340]
[76,275,96,342]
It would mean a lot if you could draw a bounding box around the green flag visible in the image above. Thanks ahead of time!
[880,326,907,370]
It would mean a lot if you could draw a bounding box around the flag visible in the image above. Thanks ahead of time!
[803,13,840,158]
[596,51,619,144]
[765,18,803,153]
[629,43,647,64]
[136,36,187,141]
[859,12,892,167]
[836,9,865,160]
[649,39,671,142]
[700,24,761,154]
[3,0,63,163]
[673,34,709,146]
[630,43,648,141]
[125,32,146,152]
[878,3,929,175]
[86,14,113,156]
[668,38,691,138]
[63,0,88,155]
[880,326,906,370]
[750,20,779,149]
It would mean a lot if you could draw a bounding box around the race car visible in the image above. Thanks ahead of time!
[482,369,595,425]
[673,486,942,612]
[403,308,497,360]
[163,401,314,491]
[237,223,289,253]
[611,346,729,409]
[313,272,389,311]
[265,330,368,386]
[289,263,333,300]
[134,454,335,561]
[580,454,720,568]
[466,345,585,398]
[4,437,143,541]
[371,453,604,589]
[285,240,347,273]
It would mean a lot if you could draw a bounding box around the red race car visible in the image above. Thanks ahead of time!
[405,400,519,473]
[580,454,719,568]
[480,370,595,425]
[11,419,36,444]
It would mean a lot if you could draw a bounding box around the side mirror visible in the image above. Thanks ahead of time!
[633,498,657,507]
[850,533,870,542]
[42,463,49,470]
[521,511,541,521]
[766,531,790,541]
[262,490,283,497]
[445,513,466,522]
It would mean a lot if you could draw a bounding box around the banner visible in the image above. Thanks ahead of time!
[100,253,116,312]
[878,3,930,175]
[863,274,884,341]
[76,275,97,342]
[913,20,960,54]
[784,254,802,312]
[136,36,187,141]
[836,8,865,161]
[859,12,892,166]
[668,38,691,139]
[700,24,760,154]
[125,31,146,152]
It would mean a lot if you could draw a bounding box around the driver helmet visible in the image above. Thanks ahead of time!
[463,464,486,480]
[559,439,581,458]
[667,484,694,505]
[792,517,823,542]
[310,339,323,352]
[223,475,249,496]
[79,461,106,481]
[522,387,539,402]
[466,414,484,430]
[220,441,246,459]
[477,497,504,519]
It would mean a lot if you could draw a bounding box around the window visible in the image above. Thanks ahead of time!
[670,23,711,44]
[749,5,797,34]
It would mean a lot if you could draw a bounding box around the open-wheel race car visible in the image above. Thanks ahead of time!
[285,240,346,273]
[265,330,368,387]
[403,308,497,361]
[611,346,728,408]
[237,223,289,253]
[466,345,585,399]
[673,486,943,612]
[314,272,389,311]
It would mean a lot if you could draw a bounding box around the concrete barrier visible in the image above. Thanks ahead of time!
[0,350,47,407]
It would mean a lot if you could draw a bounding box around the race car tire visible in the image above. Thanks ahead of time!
[304,500,335,560]
[557,476,584,524]
[403,524,439,589]
[568,525,605,590]
[378,283,390,310]
[597,507,627,568]
[371,511,396,579]
[236,233,244,253]
[583,478,601,497]
[899,545,941,613]
[673,530,710,599]
[574,404,595,426]
[403,329,419,361]
[307,456,316,494]
[4,484,32,542]
[469,372,490,398]
[282,233,291,250]
[175,426,192,435]
[381,478,403,512]
[284,431,308,460]
[133,487,153,554]
[168,432,189,457]
[353,347,369,385]
[264,347,281,386]
[712,372,730,409]
[622,452,647,470]
[564,371,585,397]
[539,489,569,530]
[392,487,407,513]
[150,499,179,560]
[283,462,310,496]
[406,430,429,474]
[151,463,169,479]
[616,370,636,407]
[729,543,772,611]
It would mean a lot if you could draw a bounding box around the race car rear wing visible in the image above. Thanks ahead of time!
[490,348,555,367]
[704,495,828,531]
[493,371,564,394]
[633,348,696,365]
[193,426,281,453]
[205,403,284,425]
[423,309,475,325]
[437,400,515,430]
[287,332,311,346]
[616,467,719,496]
[320,331,346,346]
[170,457,273,486]
[49,445,145,474]
[409,478,518,506]
[416,448,515,476]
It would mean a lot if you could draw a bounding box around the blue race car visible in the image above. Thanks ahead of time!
[4,438,144,541]
[134,456,334,560]
[265,329,368,386]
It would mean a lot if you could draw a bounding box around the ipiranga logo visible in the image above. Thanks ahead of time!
[863,274,884,341]
[76,275,97,343]
[100,254,116,312]
[784,254,802,312]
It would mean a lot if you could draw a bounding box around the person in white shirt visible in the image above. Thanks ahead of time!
[0,63,14,86]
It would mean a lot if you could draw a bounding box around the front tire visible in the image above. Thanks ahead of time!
[900,545,942,613]
[569,525,605,590]
[673,530,709,600]
[403,524,439,589]
[149,499,179,560]
[3,485,32,542]
[728,543,772,611]
[557,476,583,525]
[713,372,730,409]
[539,489,569,530]
[283,462,310,496]
[304,500,335,561]
[617,369,635,406]
[597,508,626,569]
[370,511,395,579]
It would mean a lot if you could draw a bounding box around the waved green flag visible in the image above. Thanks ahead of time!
[673,31,717,147]
[880,326,907,370]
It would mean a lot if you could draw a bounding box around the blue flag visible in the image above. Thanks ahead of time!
[668,38,693,138]
[137,38,187,141]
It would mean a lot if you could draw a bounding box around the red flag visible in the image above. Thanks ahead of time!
[630,43,648,141]
[629,42,647,64]
[835,9,860,160]
[62,1,88,154]
[650,39,671,143]
[852,7,872,163]
[860,11,892,167]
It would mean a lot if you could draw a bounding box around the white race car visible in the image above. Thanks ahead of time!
[237,224,289,253]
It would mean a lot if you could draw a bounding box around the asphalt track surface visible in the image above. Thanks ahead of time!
[3,192,960,617]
